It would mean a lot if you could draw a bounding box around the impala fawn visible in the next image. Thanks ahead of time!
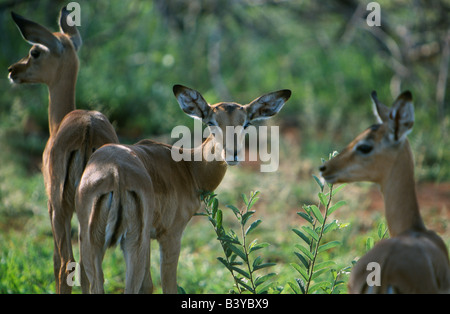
[320,91,450,293]
[8,8,118,293]
[75,85,291,293]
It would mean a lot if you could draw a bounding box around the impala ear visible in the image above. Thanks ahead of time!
[387,91,414,142]
[11,11,63,54]
[245,89,291,122]
[371,91,390,123]
[173,85,211,120]
[59,6,82,51]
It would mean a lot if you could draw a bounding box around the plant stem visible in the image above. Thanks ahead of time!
[239,210,256,293]
[305,184,334,294]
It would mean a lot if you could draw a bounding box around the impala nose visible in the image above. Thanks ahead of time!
[319,165,326,172]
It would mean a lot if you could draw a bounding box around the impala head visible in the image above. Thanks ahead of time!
[8,7,82,85]
[320,90,414,184]
[173,85,291,165]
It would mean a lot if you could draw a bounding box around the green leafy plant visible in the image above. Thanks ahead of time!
[200,190,276,294]
[365,221,389,252]
[289,153,351,294]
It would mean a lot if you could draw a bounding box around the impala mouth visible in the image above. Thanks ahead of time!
[320,173,337,184]
[8,72,20,84]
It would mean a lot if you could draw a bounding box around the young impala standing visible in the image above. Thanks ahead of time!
[8,8,118,293]
[320,91,450,293]
[75,85,291,293]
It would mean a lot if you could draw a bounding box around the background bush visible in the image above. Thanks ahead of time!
[0,0,448,293]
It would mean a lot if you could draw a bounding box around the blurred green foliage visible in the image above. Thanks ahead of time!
[0,0,448,179]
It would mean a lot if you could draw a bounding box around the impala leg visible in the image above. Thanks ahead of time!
[122,236,151,294]
[48,201,61,293]
[52,202,75,294]
[49,201,75,294]
[80,237,105,294]
[159,233,181,294]
[139,259,153,294]
[78,221,90,294]
[139,245,153,294]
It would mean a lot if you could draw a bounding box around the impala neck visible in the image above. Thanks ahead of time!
[380,140,425,237]
[47,62,78,136]
[189,135,228,192]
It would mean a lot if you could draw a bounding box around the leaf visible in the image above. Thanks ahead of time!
[218,235,240,245]
[177,285,187,294]
[318,240,341,253]
[245,219,262,236]
[297,211,313,225]
[314,260,335,271]
[228,229,240,244]
[327,200,346,215]
[252,255,262,268]
[231,266,250,280]
[294,252,309,269]
[308,281,329,294]
[313,175,324,192]
[236,278,254,292]
[302,226,319,242]
[242,193,249,206]
[249,241,270,254]
[302,204,311,215]
[318,192,328,207]
[248,192,260,209]
[377,222,388,239]
[255,273,276,287]
[311,267,329,280]
[217,257,231,270]
[338,222,351,229]
[248,197,259,210]
[331,183,347,196]
[226,205,240,217]
[323,220,339,234]
[230,260,243,266]
[253,262,276,271]
[287,280,302,294]
[241,211,255,226]
[366,237,374,252]
[228,244,247,262]
[295,244,314,261]
[290,263,309,281]
[292,228,311,246]
[208,217,216,227]
[216,209,223,229]
[310,205,324,224]
[207,195,216,207]
[211,198,219,218]
[255,279,274,294]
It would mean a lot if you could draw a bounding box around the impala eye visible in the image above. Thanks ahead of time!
[356,144,373,155]
[30,49,41,59]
